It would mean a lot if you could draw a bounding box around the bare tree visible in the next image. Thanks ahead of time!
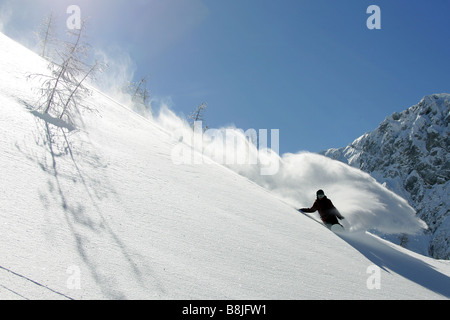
[36,12,57,59]
[124,76,152,116]
[399,233,409,248]
[188,103,208,131]
[31,20,102,127]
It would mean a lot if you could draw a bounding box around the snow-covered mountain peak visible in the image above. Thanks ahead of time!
[323,93,450,259]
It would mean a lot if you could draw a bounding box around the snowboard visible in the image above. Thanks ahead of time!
[298,209,346,233]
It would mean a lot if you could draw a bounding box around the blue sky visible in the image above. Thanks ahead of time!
[1,0,449,154]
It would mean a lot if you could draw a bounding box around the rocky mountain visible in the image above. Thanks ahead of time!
[322,93,450,259]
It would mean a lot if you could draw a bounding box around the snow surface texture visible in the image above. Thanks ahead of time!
[322,94,450,259]
[1,32,449,300]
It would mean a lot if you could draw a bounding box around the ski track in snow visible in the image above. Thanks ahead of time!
[0,265,74,300]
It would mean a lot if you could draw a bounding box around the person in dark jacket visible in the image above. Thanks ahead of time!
[299,190,344,228]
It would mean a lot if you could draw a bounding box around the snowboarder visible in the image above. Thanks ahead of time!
[299,190,345,229]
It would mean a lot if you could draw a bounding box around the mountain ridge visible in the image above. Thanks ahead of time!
[322,93,450,259]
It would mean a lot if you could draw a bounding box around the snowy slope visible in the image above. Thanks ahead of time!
[1,32,449,300]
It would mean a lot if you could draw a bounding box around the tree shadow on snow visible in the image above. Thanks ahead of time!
[16,100,165,298]
[338,231,450,298]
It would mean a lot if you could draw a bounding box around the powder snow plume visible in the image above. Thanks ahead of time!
[153,106,426,235]
[90,47,426,236]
